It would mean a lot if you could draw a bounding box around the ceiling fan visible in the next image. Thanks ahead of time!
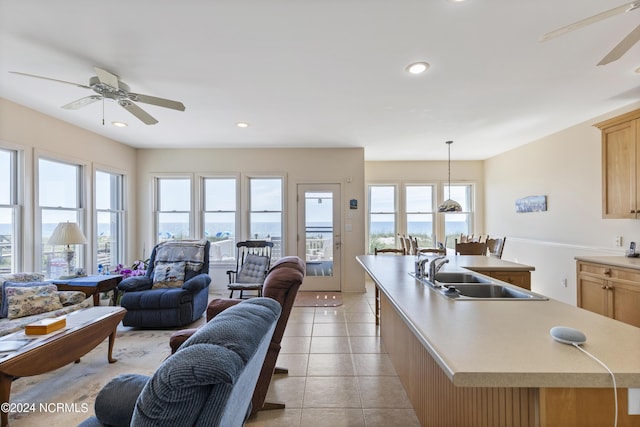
[540,1,640,66]
[9,66,185,124]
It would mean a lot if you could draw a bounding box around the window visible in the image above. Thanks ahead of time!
[203,177,237,262]
[406,185,435,248]
[0,148,19,273]
[156,177,192,242]
[96,170,125,271]
[39,158,84,278]
[443,184,473,249]
[368,185,397,253]
[249,177,283,259]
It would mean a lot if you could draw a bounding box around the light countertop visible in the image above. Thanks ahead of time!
[358,254,640,388]
[575,255,640,270]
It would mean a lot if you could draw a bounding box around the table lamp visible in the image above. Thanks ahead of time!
[47,221,88,276]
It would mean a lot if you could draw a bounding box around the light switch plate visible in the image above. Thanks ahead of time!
[629,388,640,415]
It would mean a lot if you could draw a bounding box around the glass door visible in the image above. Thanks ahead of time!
[297,184,341,291]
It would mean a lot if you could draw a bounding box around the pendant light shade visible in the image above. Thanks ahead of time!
[438,140,462,212]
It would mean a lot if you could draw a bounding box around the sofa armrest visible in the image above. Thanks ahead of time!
[92,373,149,427]
[206,298,242,321]
[117,276,153,292]
[181,273,211,293]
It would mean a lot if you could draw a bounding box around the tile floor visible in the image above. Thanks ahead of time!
[245,282,421,427]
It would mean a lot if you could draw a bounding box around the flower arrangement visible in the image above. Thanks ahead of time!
[114,259,149,279]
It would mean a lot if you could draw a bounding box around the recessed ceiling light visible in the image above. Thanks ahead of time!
[406,62,430,74]
[236,122,249,128]
[111,121,127,127]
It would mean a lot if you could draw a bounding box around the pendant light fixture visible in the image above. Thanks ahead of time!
[438,140,462,212]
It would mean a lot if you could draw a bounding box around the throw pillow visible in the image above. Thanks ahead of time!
[57,290,87,306]
[1,281,50,318]
[152,261,186,289]
[5,284,63,319]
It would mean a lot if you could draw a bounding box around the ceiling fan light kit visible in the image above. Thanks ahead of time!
[540,1,640,66]
[9,66,185,125]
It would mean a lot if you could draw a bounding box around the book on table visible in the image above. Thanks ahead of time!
[25,316,66,335]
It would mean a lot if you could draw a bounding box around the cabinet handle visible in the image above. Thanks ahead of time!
[604,269,611,276]
[601,285,606,289]
[631,210,637,214]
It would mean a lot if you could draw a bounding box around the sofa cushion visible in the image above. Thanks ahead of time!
[1,281,51,318]
[58,290,88,306]
[152,261,186,289]
[94,373,149,427]
[236,254,269,283]
[5,284,63,319]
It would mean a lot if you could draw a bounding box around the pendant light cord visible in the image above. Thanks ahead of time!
[447,140,452,200]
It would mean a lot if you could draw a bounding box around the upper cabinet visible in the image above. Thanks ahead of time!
[595,109,640,219]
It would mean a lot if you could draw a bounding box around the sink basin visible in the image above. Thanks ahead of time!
[434,272,492,284]
[441,284,547,301]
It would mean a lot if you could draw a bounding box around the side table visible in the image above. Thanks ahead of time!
[52,275,123,306]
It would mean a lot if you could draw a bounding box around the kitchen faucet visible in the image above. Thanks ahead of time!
[429,256,449,282]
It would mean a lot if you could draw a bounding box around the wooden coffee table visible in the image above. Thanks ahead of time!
[0,306,126,426]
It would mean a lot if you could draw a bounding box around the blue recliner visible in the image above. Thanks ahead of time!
[78,298,281,427]
[118,240,211,328]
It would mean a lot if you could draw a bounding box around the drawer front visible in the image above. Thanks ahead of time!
[488,271,531,290]
[577,262,610,277]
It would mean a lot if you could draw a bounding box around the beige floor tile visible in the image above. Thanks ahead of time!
[349,336,385,354]
[309,336,351,353]
[313,308,346,323]
[283,322,313,336]
[345,311,376,323]
[312,322,348,336]
[358,376,414,409]
[280,336,311,353]
[346,323,378,337]
[246,409,302,427]
[307,353,355,376]
[352,353,397,376]
[300,408,365,427]
[275,353,309,376]
[288,311,316,324]
[363,409,421,427]
[303,377,361,408]
[265,376,306,408]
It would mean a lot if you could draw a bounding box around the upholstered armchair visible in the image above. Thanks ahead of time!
[118,239,211,328]
[170,255,305,415]
[78,298,281,427]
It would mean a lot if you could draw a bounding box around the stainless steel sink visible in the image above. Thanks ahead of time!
[434,272,492,284]
[440,283,547,300]
[410,271,548,301]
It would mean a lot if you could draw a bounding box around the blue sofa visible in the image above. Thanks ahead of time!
[118,240,211,328]
[78,297,281,427]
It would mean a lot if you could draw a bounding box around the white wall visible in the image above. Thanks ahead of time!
[135,147,366,293]
[0,98,137,272]
[484,102,640,305]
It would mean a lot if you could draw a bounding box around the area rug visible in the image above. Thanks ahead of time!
[294,291,343,307]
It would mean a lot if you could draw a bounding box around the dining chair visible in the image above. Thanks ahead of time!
[486,237,506,258]
[455,240,488,255]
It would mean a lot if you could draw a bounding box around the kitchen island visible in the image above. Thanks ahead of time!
[358,254,640,427]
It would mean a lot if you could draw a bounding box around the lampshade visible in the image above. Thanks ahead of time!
[438,140,462,213]
[47,222,88,246]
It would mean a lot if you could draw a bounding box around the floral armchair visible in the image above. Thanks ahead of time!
[117,239,211,328]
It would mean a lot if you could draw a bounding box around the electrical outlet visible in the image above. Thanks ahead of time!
[628,388,640,415]
[615,236,623,246]
[561,278,567,287]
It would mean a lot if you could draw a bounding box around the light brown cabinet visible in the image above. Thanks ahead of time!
[595,109,640,219]
[576,260,640,327]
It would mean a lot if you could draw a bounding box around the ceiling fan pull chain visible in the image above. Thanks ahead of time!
[102,96,105,126]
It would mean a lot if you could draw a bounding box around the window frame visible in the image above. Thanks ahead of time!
[0,147,21,273]
[200,174,240,264]
[153,174,194,244]
[95,168,126,272]
[247,175,285,260]
[367,184,398,253]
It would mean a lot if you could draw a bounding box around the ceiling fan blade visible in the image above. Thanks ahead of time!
[598,23,640,65]
[128,92,186,111]
[540,1,640,42]
[94,66,120,89]
[118,100,158,125]
[61,95,102,110]
[8,71,91,89]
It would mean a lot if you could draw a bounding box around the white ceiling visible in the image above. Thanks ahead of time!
[0,0,638,160]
